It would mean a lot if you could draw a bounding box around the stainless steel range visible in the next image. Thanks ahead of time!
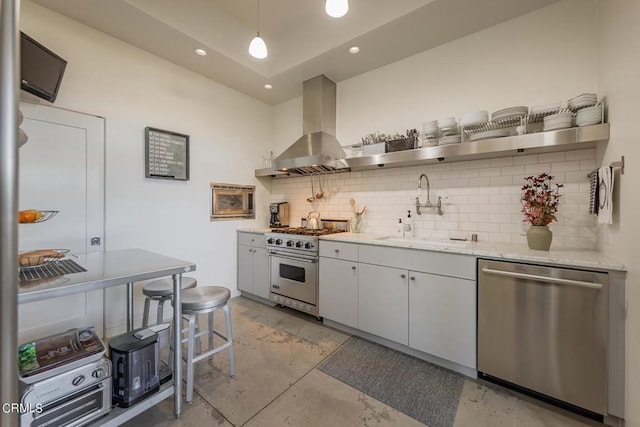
[265,219,348,318]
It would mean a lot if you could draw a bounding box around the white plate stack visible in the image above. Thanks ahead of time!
[468,129,510,142]
[568,93,597,110]
[576,104,603,126]
[543,112,573,131]
[422,120,439,146]
[491,106,528,123]
[439,117,458,136]
[439,135,461,145]
[460,111,489,128]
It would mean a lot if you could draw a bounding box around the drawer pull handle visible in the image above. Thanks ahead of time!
[401,274,406,278]
[410,276,415,281]
[334,249,340,253]
[352,266,356,270]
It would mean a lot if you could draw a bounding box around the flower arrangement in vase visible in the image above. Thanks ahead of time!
[521,173,563,250]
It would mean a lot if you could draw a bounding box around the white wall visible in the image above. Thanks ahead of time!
[597,0,640,423]
[272,0,600,249]
[21,1,273,335]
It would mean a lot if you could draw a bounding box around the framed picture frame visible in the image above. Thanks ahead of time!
[145,127,190,181]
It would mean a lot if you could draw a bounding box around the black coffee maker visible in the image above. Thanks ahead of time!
[269,202,289,228]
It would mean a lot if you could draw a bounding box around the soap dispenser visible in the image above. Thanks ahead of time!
[405,210,414,237]
[396,218,404,236]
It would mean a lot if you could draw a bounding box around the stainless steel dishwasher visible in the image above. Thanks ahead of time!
[478,259,608,416]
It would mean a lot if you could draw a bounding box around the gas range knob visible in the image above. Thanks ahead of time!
[92,367,105,378]
[295,241,303,248]
[275,239,283,245]
[286,240,294,247]
[267,238,275,244]
[304,242,314,250]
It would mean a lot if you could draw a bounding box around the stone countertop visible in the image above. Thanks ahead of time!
[319,232,626,272]
[237,227,272,234]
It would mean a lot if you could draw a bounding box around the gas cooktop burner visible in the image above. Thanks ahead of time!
[269,228,344,236]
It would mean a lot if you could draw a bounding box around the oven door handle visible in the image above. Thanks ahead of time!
[269,251,318,263]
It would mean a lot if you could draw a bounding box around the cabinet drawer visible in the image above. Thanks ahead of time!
[359,244,475,280]
[319,241,359,261]
[238,232,266,248]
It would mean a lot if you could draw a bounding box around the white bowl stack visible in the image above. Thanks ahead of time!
[543,112,573,131]
[439,135,461,145]
[576,104,603,126]
[422,120,439,146]
[439,117,458,136]
[568,93,597,110]
[460,110,489,128]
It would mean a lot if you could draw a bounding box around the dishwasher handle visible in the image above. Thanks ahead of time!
[481,267,603,290]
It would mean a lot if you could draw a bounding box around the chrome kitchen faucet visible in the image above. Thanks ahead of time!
[416,173,443,215]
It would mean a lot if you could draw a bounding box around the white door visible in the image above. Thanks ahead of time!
[17,101,105,342]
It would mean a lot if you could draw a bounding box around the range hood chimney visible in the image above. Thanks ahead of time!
[272,75,347,175]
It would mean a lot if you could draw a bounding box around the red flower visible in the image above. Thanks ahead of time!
[521,174,563,226]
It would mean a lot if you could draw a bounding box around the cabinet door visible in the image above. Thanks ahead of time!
[18,102,105,341]
[409,271,476,369]
[252,247,270,299]
[319,257,358,328]
[237,245,254,293]
[358,264,408,345]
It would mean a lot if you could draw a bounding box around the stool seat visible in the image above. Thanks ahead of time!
[179,286,230,311]
[143,276,197,298]
[168,285,235,404]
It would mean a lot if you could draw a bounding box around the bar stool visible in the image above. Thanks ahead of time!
[142,276,197,327]
[169,286,236,403]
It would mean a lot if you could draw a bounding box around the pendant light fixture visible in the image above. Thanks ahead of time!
[325,0,349,18]
[249,0,268,59]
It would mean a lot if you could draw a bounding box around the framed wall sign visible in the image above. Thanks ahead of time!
[145,127,190,180]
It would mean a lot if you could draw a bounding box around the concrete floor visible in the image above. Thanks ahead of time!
[123,296,601,427]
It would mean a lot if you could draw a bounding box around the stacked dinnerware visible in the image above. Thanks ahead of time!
[576,104,603,126]
[530,102,561,115]
[491,106,528,123]
[439,117,458,136]
[568,93,597,110]
[422,120,439,136]
[439,135,461,145]
[543,112,573,131]
[422,120,439,146]
[468,129,510,142]
[460,110,489,128]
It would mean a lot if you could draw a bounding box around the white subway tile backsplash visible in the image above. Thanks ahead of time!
[270,150,598,249]
[566,149,596,161]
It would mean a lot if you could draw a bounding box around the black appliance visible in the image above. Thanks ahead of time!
[269,202,289,228]
[20,31,67,103]
[109,328,160,407]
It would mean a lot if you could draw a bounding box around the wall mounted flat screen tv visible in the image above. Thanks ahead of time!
[20,32,67,103]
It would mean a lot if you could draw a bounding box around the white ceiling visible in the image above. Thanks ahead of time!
[33,0,560,104]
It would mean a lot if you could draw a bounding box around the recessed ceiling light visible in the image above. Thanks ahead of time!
[348,46,360,54]
[194,48,207,56]
[264,84,273,90]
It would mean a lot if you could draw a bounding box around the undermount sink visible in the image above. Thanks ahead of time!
[377,236,471,246]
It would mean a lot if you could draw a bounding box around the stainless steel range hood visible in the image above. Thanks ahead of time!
[272,75,347,175]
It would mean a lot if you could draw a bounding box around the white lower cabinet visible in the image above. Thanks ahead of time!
[237,232,270,299]
[358,263,409,345]
[319,257,358,328]
[408,271,476,369]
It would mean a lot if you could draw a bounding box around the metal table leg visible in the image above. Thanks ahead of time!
[127,282,134,331]
[172,273,182,417]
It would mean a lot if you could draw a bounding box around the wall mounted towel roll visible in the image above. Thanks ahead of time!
[597,166,613,225]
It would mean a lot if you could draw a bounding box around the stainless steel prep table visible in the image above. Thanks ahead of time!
[18,248,196,423]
